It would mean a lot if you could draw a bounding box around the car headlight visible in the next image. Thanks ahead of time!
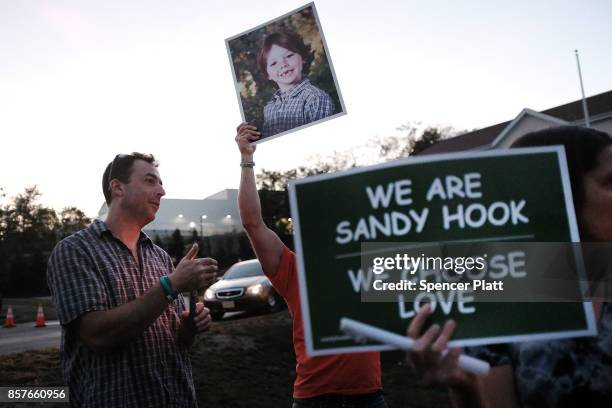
[204,288,215,300]
[247,283,264,295]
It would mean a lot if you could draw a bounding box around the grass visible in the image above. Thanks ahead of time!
[2,297,57,325]
[0,347,65,408]
[0,310,451,407]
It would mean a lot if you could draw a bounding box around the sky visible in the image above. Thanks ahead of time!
[1,0,611,217]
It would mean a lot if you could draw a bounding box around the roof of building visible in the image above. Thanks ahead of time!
[422,90,612,155]
[541,90,612,122]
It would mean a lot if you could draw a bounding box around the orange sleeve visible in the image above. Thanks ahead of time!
[267,245,295,299]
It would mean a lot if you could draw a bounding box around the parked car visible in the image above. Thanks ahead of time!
[204,259,283,320]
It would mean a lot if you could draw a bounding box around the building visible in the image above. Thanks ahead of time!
[98,189,242,238]
[421,90,612,154]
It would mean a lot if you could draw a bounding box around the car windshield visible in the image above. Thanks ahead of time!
[223,261,263,279]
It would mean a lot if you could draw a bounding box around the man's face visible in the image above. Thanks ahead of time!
[118,160,165,225]
[266,44,304,90]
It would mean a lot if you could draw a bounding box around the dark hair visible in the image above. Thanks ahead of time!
[102,152,158,205]
[257,29,315,79]
[511,126,611,216]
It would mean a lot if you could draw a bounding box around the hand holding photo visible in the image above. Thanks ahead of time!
[226,3,345,143]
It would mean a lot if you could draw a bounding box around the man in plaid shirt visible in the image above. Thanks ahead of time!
[47,153,217,407]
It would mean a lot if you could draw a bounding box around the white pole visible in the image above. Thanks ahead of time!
[340,317,490,376]
[574,49,591,128]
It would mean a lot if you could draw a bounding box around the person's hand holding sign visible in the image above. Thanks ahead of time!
[406,304,471,387]
[235,122,261,156]
[406,304,497,407]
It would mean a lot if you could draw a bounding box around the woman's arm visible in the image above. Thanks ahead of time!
[446,365,519,408]
[477,365,520,408]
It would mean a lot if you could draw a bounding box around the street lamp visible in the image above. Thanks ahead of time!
[200,215,207,237]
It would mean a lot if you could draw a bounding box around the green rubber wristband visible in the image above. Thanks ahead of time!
[159,276,178,302]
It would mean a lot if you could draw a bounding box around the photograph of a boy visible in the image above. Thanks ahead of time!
[226,4,345,143]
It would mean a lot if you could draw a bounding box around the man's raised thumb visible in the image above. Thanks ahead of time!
[182,243,198,261]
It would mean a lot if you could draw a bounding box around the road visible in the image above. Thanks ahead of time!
[0,311,256,356]
[0,321,61,355]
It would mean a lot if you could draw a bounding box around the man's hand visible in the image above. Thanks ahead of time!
[235,122,260,159]
[171,243,218,292]
[181,302,211,335]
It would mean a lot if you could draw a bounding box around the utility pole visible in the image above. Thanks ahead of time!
[574,49,591,128]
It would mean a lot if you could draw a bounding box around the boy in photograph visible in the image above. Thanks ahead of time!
[258,29,335,139]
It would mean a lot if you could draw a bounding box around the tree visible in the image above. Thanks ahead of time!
[0,187,8,295]
[238,233,255,261]
[370,122,461,161]
[251,123,461,248]
[27,248,48,296]
[254,149,357,242]
[0,186,92,296]
[257,149,356,192]
[153,234,166,250]
[58,207,91,238]
[411,126,451,155]
[2,186,59,239]
[0,186,60,295]
[209,234,226,267]
[167,229,185,264]
[199,235,212,258]
[189,229,199,245]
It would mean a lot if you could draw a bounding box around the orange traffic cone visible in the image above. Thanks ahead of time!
[3,305,16,328]
[34,303,46,328]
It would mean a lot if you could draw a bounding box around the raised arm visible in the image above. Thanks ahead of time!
[235,123,285,277]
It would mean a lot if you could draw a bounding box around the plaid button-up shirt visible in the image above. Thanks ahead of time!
[47,220,196,408]
[262,79,335,139]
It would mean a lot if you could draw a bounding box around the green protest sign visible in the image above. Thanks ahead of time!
[288,147,597,356]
